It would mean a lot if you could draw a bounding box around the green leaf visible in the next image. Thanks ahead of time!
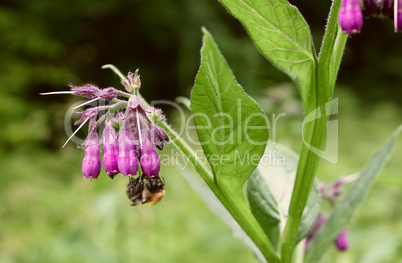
[191,27,268,187]
[247,143,321,250]
[218,0,316,103]
[191,28,279,263]
[305,126,402,263]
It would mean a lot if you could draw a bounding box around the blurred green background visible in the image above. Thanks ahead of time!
[0,0,401,262]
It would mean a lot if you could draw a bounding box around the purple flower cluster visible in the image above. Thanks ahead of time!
[339,0,402,34]
[304,214,349,251]
[41,70,169,181]
[79,96,169,180]
[304,177,358,252]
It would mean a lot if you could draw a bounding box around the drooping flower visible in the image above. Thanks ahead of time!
[118,121,139,177]
[82,130,101,179]
[335,229,349,251]
[362,0,379,16]
[140,137,161,178]
[102,121,119,178]
[381,0,393,17]
[395,0,402,32]
[339,0,363,34]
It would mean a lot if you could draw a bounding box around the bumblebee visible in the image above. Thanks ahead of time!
[127,175,165,206]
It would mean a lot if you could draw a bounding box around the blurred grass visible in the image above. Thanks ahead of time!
[0,145,256,263]
[0,87,401,263]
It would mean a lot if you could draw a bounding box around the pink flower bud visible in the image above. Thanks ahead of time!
[70,84,100,99]
[102,122,119,178]
[339,0,363,34]
[97,87,119,101]
[140,138,160,178]
[118,124,138,177]
[335,229,349,251]
[82,131,101,179]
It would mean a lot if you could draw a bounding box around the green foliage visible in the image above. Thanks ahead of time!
[191,28,268,187]
[247,144,321,250]
[191,29,278,263]
[218,0,316,104]
[305,126,402,263]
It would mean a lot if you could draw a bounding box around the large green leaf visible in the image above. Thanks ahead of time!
[218,0,316,102]
[247,143,321,250]
[305,126,402,263]
[191,29,279,262]
[191,28,268,187]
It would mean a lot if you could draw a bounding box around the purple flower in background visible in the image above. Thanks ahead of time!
[102,121,119,178]
[82,131,101,179]
[304,214,328,250]
[335,229,349,251]
[339,0,363,34]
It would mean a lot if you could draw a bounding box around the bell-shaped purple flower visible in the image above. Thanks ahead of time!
[335,229,349,251]
[82,131,101,179]
[339,0,363,34]
[118,123,138,177]
[381,0,394,17]
[102,121,119,178]
[140,138,160,178]
[395,0,402,32]
[363,0,379,16]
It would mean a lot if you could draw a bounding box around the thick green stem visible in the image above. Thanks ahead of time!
[280,0,346,261]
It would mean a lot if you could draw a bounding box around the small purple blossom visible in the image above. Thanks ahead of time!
[140,138,161,178]
[152,124,170,150]
[382,0,394,17]
[335,229,349,251]
[82,131,101,179]
[74,108,99,125]
[102,121,119,179]
[118,122,139,177]
[331,179,346,196]
[363,0,379,16]
[339,0,363,34]
[395,0,402,32]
